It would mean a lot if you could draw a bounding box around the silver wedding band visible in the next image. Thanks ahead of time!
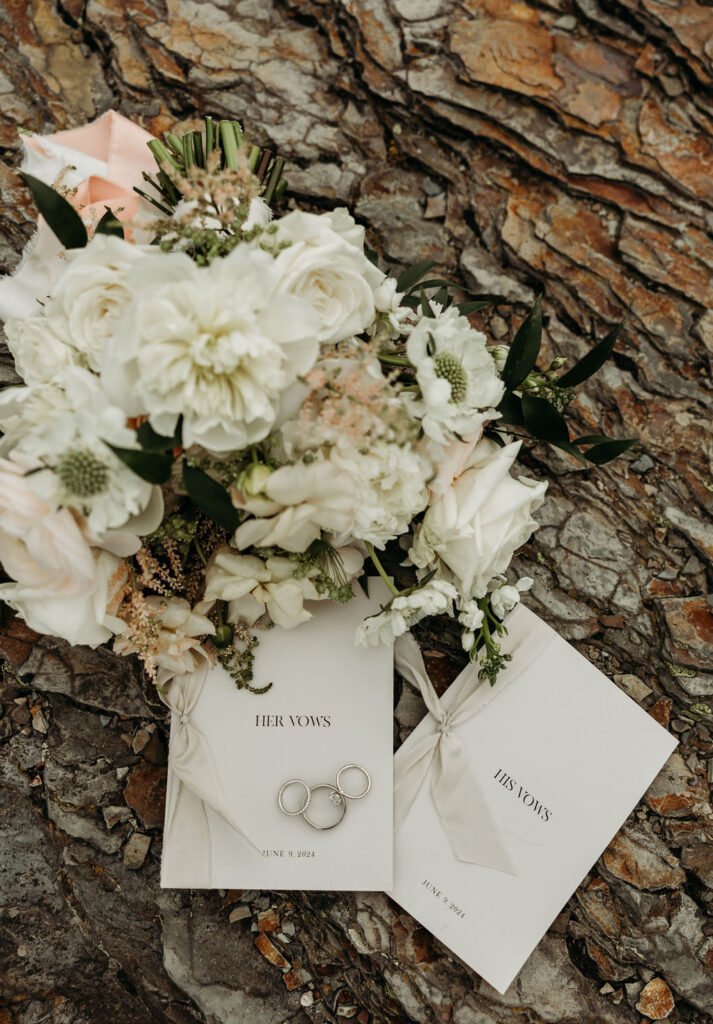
[278,764,371,830]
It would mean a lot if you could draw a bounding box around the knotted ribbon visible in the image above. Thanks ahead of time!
[393,606,553,876]
[160,664,261,888]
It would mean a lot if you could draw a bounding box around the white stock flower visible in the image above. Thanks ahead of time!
[356,579,457,647]
[102,246,320,453]
[409,439,547,599]
[233,459,355,553]
[273,209,384,344]
[330,438,430,549]
[406,306,505,443]
[114,597,215,683]
[0,368,159,534]
[204,547,321,630]
[46,235,145,372]
[489,575,533,620]
[0,457,126,646]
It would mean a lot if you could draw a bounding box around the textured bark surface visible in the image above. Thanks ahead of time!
[1,1,713,1022]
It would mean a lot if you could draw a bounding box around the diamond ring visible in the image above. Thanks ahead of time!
[277,765,371,830]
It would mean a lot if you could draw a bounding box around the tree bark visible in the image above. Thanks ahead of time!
[1,1,712,1022]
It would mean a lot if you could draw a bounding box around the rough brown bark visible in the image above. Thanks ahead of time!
[1,1,713,1022]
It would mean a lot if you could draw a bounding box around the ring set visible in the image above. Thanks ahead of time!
[278,764,371,830]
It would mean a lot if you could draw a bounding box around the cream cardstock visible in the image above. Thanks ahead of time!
[161,579,394,890]
[388,604,678,995]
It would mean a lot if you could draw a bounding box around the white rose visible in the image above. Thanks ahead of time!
[204,548,321,630]
[46,235,145,372]
[273,210,384,344]
[0,457,125,646]
[232,459,355,553]
[102,245,320,453]
[409,439,547,599]
[3,315,80,385]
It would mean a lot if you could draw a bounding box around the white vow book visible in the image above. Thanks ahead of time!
[161,580,394,890]
[389,604,677,994]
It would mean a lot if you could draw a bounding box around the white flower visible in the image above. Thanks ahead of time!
[458,598,485,632]
[114,597,215,683]
[102,246,320,453]
[0,457,126,646]
[356,579,457,646]
[406,306,505,443]
[232,459,355,553]
[0,368,159,534]
[272,210,384,344]
[489,575,533,620]
[368,276,412,342]
[409,439,547,599]
[204,548,321,629]
[45,235,145,372]
[243,197,272,231]
[3,315,80,385]
[330,438,430,549]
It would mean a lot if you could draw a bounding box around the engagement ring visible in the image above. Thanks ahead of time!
[278,764,371,830]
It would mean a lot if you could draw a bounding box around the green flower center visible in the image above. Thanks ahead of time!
[433,353,468,403]
[56,449,110,499]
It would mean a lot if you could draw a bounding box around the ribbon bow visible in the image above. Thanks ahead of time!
[160,664,261,887]
[393,611,552,876]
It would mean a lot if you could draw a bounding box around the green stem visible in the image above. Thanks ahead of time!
[194,536,207,568]
[377,353,411,367]
[365,542,400,598]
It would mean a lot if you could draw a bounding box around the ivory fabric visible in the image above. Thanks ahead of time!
[393,609,552,875]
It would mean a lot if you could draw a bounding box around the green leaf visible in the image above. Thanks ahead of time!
[521,392,570,445]
[420,288,435,318]
[502,295,542,390]
[572,434,611,445]
[137,416,182,451]
[107,445,173,484]
[406,278,458,292]
[583,438,637,465]
[433,285,449,308]
[19,172,87,249]
[496,391,524,426]
[365,247,380,267]
[183,461,240,532]
[95,206,125,238]
[457,299,493,315]
[396,260,437,293]
[558,324,620,388]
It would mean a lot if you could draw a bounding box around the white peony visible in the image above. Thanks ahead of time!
[45,235,145,372]
[409,439,547,599]
[232,459,355,553]
[114,597,215,684]
[102,246,320,453]
[0,367,159,534]
[356,579,458,646]
[406,306,505,443]
[0,457,126,646]
[330,438,430,549]
[272,209,384,344]
[204,548,322,630]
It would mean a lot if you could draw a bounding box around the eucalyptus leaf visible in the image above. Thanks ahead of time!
[502,294,542,390]
[19,172,88,249]
[107,445,173,484]
[396,260,437,293]
[183,461,240,532]
[558,324,620,388]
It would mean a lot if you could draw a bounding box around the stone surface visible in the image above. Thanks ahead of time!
[1,0,713,1021]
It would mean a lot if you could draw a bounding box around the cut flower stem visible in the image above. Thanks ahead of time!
[365,542,400,598]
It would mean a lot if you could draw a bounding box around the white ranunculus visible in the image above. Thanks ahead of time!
[3,315,80,384]
[409,439,547,599]
[114,597,215,684]
[102,246,320,453]
[46,235,146,372]
[0,368,159,534]
[330,438,430,549]
[272,210,384,344]
[232,459,355,553]
[356,579,458,646]
[406,306,505,444]
[204,548,322,630]
[0,457,126,646]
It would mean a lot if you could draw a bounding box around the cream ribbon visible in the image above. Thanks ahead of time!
[393,606,553,876]
[160,664,261,888]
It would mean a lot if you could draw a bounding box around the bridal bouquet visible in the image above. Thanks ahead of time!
[0,112,631,691]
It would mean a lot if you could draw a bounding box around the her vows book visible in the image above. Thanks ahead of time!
[160,580,394,890]
[389,604,677,994]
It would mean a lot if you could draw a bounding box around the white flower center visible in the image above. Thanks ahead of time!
[56,448,110,498]
[433,353,468,403]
